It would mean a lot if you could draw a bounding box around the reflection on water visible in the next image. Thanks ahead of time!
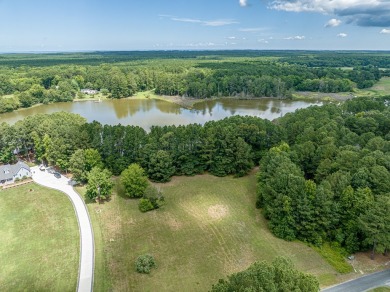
[0,98,322,130]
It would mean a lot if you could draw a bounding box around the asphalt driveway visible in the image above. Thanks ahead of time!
[322,269,390,292]
[31,166,94,292]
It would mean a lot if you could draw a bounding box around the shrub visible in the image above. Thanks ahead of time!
[313,242,353,273]
[144,184,159,197]
[138,185,165,212]
[139,198,155,213]
[135,254,156,274]
[100,88,109,95]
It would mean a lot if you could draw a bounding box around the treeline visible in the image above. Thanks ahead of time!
[1,50,390,68]
[0,112,283,179]
[0,52,387,113]
[280,51,390,68]
[257,96,390,256]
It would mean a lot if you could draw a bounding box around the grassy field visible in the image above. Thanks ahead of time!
[0,183,79,291]
[370,288,390,292]
[132,90,200,108]
[77,173,346,292]
[357,77,390,97]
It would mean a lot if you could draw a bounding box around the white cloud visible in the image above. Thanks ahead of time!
[171,17,202,24]
[269,0,384,13]
[337,33,348,37]
[284,35,305,40]
[239,0,248,7]
[258,39,269,44]
[325,19,341,27]
[168,16,238,27]
[269,0,390,27]
[238,27,267,32]
[203,19,238,26]
[380,28,390,34]
[226,36,236,39]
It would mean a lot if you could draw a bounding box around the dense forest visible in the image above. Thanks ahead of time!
[1,95,389,257]
[1,51,389,114]
[257,96,390,256]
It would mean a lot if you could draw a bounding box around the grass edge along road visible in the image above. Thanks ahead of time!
[0,183,79,291]
[77,173,354,292]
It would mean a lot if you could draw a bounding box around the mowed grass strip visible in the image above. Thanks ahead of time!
[0,183,79,291]
[79,173,342,292]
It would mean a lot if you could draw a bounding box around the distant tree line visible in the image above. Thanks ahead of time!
[0,51,388,113]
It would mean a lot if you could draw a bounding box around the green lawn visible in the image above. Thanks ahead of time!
[369,288,390,292]
[0,183,79,291]
[78,173,342,292]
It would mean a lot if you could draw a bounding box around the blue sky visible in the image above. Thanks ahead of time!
[0,0,389,52]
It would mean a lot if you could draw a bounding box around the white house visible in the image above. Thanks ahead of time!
[0,162,31,186]
[81,89,99,95]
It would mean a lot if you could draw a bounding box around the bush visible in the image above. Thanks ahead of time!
[138,185,165,212]
[313,242,353,273]
[144,184,159,197]
[135,254,156,274]
[100,88,109,95]
[139,198,155,213]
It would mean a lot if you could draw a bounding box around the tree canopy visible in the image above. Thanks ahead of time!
[120,163,149,198]
[210,257,319,292]
[86,167,114,201]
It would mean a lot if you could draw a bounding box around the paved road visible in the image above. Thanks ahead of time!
[31,167,94,292]
[322,269,390,292]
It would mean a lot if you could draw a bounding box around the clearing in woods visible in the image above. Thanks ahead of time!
[78,173,348,291]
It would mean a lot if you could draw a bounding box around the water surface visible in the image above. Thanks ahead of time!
[0,98,321,129]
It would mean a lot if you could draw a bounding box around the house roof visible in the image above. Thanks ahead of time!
[0,164,13,181]
[0,161,30,181]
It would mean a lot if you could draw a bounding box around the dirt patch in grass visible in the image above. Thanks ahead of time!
[349,252,390,274]
[208,204,229,220]
[164,213,183,231]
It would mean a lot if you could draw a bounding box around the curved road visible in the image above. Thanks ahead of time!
[31,166,94,292]
[322,269,390,292]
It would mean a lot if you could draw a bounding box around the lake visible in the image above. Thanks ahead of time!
[0,98,321,129]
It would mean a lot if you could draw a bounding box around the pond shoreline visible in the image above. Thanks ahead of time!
[0,96,322,127]
[73,92,326,109]
[3,91,346,117]
[73,89,353,109]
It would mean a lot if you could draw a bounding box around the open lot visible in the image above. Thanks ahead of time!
[357,77,390,97]
[0,183,79,291]
[78,173,348,291]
